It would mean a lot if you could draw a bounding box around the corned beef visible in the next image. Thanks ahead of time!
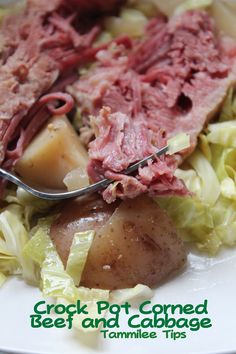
[68,10,236,203]
[1,4,236,203]
[0,0,101,174]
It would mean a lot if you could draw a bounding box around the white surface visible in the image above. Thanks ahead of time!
[0,249,236,354]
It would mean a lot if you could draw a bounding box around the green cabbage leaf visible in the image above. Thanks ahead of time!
[157,90,236,254]
[0,204,36,283]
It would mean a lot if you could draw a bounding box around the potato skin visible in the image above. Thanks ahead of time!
[50,196,186,290]
[50,195,118,266]
[81,196,186,289]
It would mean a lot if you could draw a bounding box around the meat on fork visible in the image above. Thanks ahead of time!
[68,10,236,203]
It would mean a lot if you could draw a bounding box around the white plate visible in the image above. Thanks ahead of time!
[0,248,236,354]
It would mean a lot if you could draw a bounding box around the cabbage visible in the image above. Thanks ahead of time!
[158,195,213,229]
[41,245,77,301]
[152,0,185,17]
[110,284,153,304]
[219,88,236,122]
[0,0,26,23]
[157,106,236,254]
[220,177,236,200]
[94,31,113,47]
[198,134,212,162]
[174,0,212,15]
[63,168,89,192]
[0,272,6,287]
[65,285,152,332]
[127,0,159,17]
[25,219,97,302]
[188,150,221,205]
[5,188,56,230]
[0,204,36,283]
[207,121,236,147]
[24,216,153,332]
[24,217,78,301]
[211,0,236,40]
[23,216,154,332]
[25,218,109,331]
[58,285,153,332]
[167,133,190,155]
[152,0,211,17]
[66,230,95,286]
[74,288,109,331]
[104,8,148,38]
[174,169,202,196]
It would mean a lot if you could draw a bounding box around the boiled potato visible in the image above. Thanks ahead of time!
[50,195,118,266]
[15,115,88,189]
[50,195,186,290]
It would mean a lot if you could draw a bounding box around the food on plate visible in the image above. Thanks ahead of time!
[51,195,186,289]
[69,9,236,202]
[15,115,88,189]
[0,0,101,187]
[2,0,236,203]
[1,0,236,323]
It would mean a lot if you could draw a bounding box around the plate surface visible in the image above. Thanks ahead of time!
[0,248,236,354]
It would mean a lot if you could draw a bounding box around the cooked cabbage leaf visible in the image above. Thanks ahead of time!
[207,121,236,147]
[104,8,148,38]
[110,284,153,304]
[219,88,236,122]
[0,0,26,23]
[58,287,110,332]
[152,0,211,17]
[0,272,6,287]
[24,217,77,301]
[66,230,95,286]
[0,204,36,283]
[174,0,212,15]
[157,111,236,254]
[5,188,56,230]
[188,150,221,205]
[167,133,190,155]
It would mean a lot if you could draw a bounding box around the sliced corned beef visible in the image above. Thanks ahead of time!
[0,0,101,173]
[1,5,236,203]
[68,10,236,203]
[88,107,188,203]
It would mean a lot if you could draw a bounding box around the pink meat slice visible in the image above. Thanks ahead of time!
[0,0,101,170]
[68,10,236,203]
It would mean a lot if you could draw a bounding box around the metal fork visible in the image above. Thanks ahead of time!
[0,146,168,200]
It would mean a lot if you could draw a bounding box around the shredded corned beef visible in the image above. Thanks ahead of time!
[0,0,132,182]
[68,10,236,203]
[0,0,106,195]
[1,4,236,203]
[88,106,187,202]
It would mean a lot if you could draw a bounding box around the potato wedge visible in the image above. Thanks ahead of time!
[15,115,88,189]
[50,195,186,290]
